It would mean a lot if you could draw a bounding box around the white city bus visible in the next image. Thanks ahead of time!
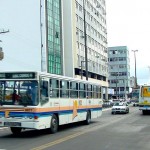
[0,71,103,135]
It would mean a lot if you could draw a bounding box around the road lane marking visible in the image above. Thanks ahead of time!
[31,131,85,150]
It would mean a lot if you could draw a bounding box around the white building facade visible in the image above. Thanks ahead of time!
[62,0,108,88]
[108,46,131,99]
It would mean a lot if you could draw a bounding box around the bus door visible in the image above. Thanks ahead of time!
[40,78,49,106]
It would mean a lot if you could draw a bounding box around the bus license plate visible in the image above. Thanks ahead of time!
[4,122,21,127]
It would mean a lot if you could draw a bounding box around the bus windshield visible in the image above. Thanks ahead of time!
[141,86,150,97]
[0,80,39,106]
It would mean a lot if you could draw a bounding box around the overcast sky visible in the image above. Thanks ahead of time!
[106,0,150,85]
[0,0,41,71]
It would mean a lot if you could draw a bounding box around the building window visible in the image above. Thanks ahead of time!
[47,0,62,75]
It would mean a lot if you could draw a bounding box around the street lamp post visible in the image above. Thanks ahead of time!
[80,60,89,80]
[0,29,9,61]
[80,61,84,80]
[124,78,127,99]
[40,0,43,72]
[83,0,88,81]
[115,72,119,97]
[132,50,138,88]
[115,73,118,96]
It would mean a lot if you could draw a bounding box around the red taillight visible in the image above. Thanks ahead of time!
[34,116,38,119]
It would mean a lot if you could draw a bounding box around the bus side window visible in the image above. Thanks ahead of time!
[93,85,97,98]
[60,80,69,98]
[87,84,92,98]
[50,79,59,98]
[79,83,86,98]
[70,82,78,98]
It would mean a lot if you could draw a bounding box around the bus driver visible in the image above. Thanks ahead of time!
[12,90,20,104]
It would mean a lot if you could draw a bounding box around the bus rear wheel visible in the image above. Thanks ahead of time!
[85,111,91,125]
[10,127,22,135]
[50,114,58,134]
[143,110,147,115]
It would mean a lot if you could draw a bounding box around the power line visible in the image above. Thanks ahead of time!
[0,29,9,34]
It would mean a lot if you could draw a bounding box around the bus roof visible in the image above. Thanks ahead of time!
[0,71,102,86]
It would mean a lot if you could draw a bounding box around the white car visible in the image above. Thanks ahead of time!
[132,100,139,107]
[111,102,129,114]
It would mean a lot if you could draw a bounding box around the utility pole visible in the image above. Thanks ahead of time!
[132,50,138,88]
[0,47,4,60]
[0,29,9,34]
[0,29,9,61]
[115,72,118,96]
[83,0,88,81]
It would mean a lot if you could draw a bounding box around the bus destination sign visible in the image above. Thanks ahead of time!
[0,73,35,79]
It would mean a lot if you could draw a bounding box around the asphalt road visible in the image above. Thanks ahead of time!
[0,106,150,150]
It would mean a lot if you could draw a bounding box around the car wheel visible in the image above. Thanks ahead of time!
[111,112,115,115]
[10,127,22,135]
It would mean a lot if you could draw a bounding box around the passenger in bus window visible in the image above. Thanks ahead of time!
[12,90,20,104]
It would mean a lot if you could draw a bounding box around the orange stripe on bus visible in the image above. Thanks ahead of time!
[0,105,102,113]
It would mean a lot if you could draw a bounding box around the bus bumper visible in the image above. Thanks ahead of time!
[139,105,150,110]
[0,119,44,130]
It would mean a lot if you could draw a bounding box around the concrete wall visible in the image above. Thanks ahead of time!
[61,0,74,77]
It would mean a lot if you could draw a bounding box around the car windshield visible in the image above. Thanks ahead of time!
[0,80,39,106]
[114,103,125,106]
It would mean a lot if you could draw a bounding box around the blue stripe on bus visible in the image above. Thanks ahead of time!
[0,107,102,118]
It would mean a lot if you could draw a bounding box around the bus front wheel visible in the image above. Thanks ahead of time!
[50,114,58,134]
[10,127,22,135]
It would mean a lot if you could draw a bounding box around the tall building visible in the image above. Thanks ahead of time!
[108,46,131,98]
[62,0,108,87]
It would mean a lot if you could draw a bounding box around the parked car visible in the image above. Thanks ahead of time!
[102,100,112,108]
[111,102,129,114]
